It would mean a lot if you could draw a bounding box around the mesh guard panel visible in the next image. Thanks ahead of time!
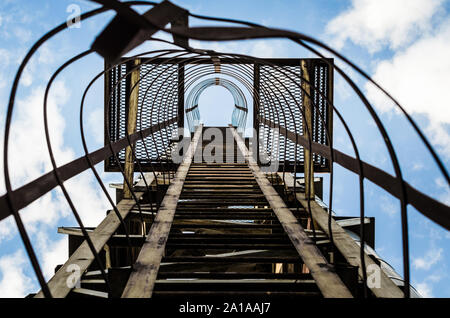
[105,60,179,172]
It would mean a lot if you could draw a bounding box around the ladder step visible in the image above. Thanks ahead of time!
[179,195,266,199]
[171,224,283,229]
[187,173,253,175]
[168,233,290,238]
[177,201,268,205]
[183,181,258,184]
[162,256,301,263]
[153,281,318,292]
[80,279,108,292]
[165,243,296,250]
[175,208,274,212]
[173,210,305,216]
[185,177,255,179]
[191,164,247,166]
[157,272,312,280]
[68,288,108,299]
[167,237,291,244]
[183,185,260,188]
[152,291,321,297]
[190,163,248,166]
[153,279,316,285]
[173,215,279,220]
[187,170,252,173]
[180,189,262,193]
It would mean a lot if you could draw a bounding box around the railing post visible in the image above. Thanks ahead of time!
[253,63,260,165]
[123,59,140,199]
[301,59,315,199]
[177,62,185,130]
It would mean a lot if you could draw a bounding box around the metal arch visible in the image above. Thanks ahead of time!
[185,77,248,132]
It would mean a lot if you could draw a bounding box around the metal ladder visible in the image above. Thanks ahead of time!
[63,126,356,298]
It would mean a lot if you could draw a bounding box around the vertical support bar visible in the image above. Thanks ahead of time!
[104,244,111,269]
[171,11,189,47]
[123,59,140,199]
[301,60,315,199]
[326,58,334,170]
[177,62,185,131]
[253,63,260,165]
[104,59,111,171]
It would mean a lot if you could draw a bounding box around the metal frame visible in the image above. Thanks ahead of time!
[104,57,333,173]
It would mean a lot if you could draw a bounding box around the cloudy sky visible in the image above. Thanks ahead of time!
[0,0,449,297]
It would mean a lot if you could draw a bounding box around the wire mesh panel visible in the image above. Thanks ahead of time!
[105,58,331,172]
[256,59,332,172]
[105,60,179,171]
[259,64,303,164]
[311,60,331,169]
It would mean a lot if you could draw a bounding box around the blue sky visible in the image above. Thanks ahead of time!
[0,0,449,297]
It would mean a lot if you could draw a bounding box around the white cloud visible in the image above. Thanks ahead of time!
[37,235,67,280]
[19,191,68,236]
[416,281,433,297]
[413,247,443,270]
[5,81,74,187]
[248,40,284,58]
[190,39,287,58]
[0,216,15,242]
[0,48,11,67]
[425,123,450,160]
[61,171,109,226]
[412,162,424,171]
[326,0,450,160]
[0,250,35,297]
[365,21,450,158]
[0,1,115,298]
[379,195,398,218]
[0,48,12,89]
[0,78,110,295]
[414,272,445,297]
[427,272,445,283]
[0,78,71,196]
[0,78,109,230]
[326,0,445,52]
[38,44,55,65]
[13,27,32,43]
[87,107,104,145]
[365,22,450,122]
[435,177,450,205]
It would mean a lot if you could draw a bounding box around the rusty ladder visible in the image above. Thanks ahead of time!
[57,126,357,298]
